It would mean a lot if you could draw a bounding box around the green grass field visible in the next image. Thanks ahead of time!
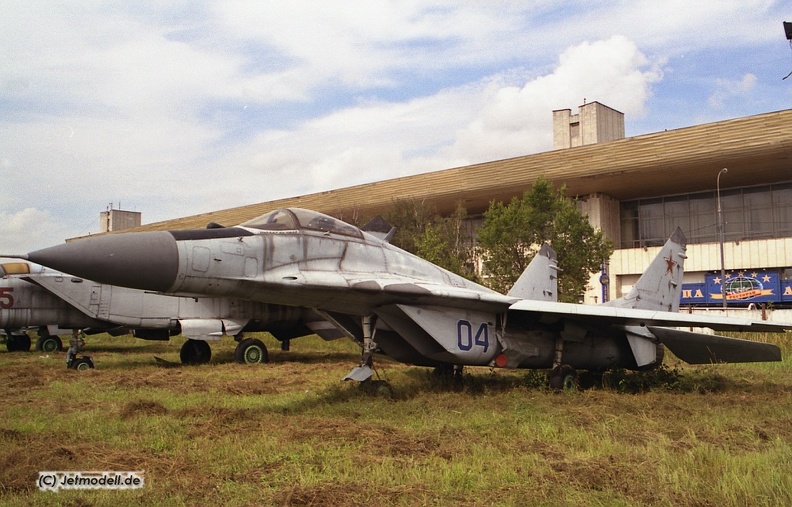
[1,331,791,506]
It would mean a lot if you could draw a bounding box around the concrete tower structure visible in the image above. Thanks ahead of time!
[553,102,625,149]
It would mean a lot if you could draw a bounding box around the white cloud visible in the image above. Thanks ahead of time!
[211,36,663,202]
[708,73,758,109]
[0,0,788,253]
[0,208,75,253]
[447,36,663,162]
[209,1,522,90]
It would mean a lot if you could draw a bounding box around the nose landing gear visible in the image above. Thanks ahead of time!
[67,356,95,371]
[66,332,94,370]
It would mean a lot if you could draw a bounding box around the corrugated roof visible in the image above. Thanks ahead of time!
[113,108,792,233]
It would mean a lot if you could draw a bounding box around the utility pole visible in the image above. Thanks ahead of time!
[717,168,728,309]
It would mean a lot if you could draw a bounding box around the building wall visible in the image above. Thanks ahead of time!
[115,110,792,235]
[553,102,624,149]
[604,236,792,302]
[552,109,575,149]
[100,209,142,233]
[578,193,621,246]
[583,102,625,144]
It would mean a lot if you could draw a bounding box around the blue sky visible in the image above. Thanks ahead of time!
[2,1,791,252]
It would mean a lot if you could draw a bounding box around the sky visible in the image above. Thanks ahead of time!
[2,1,791,253]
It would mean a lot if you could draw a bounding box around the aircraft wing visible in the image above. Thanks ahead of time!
[508,299,792,333]
[507,298,786,365]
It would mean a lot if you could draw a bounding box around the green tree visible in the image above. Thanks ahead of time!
[386,199,478,281]
[384,198,437,254]
[416,202,478,281]
[476,177,613,301]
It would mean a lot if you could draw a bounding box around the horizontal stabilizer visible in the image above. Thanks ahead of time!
[650,327,781,364]
[508,298,792,332]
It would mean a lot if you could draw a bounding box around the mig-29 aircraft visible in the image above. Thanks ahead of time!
[0,257,339,363]
[13,207,787,388]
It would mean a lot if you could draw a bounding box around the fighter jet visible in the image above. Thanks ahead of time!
[14,207,788,387]
[1,257,338,363]
[1,258,103,352]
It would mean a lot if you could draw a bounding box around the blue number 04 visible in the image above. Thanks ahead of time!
[457,320,489,352]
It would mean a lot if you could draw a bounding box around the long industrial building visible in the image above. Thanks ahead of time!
[128,105,792,309]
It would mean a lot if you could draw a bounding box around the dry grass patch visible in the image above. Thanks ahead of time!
[1,332,791,506]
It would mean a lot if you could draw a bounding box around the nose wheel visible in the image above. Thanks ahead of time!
[68,357,95,371]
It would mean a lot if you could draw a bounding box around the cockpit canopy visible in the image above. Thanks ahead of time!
[241,208,363,238]
[0,261,31,278]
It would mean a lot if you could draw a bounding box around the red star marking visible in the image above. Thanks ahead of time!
[663,251,677,274]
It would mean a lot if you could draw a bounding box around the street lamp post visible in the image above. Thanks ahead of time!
[717,168,728,309]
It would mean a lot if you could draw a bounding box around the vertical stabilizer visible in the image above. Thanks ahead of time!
[507,243,559,301]
[605,227,687,312]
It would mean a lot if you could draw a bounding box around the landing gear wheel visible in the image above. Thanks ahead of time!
[37,335,63,353]
[69,357,94,371]
[234,338,269,364]
[549,365,578,391]
[6,334,31,352]
[180,339,211,365]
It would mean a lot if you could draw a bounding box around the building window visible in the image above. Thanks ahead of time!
[619,182,792,249]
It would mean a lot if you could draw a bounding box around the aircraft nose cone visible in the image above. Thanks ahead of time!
[27,231,179,292]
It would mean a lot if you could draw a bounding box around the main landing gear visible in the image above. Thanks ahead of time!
[179,339,211,365]
[4,329,65,352]
[234,337,269,365]
[4,331,31,352]
[547,336,578,391]
[178,336,270,365]
[548,364,578,391]
[36,334,63,353]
